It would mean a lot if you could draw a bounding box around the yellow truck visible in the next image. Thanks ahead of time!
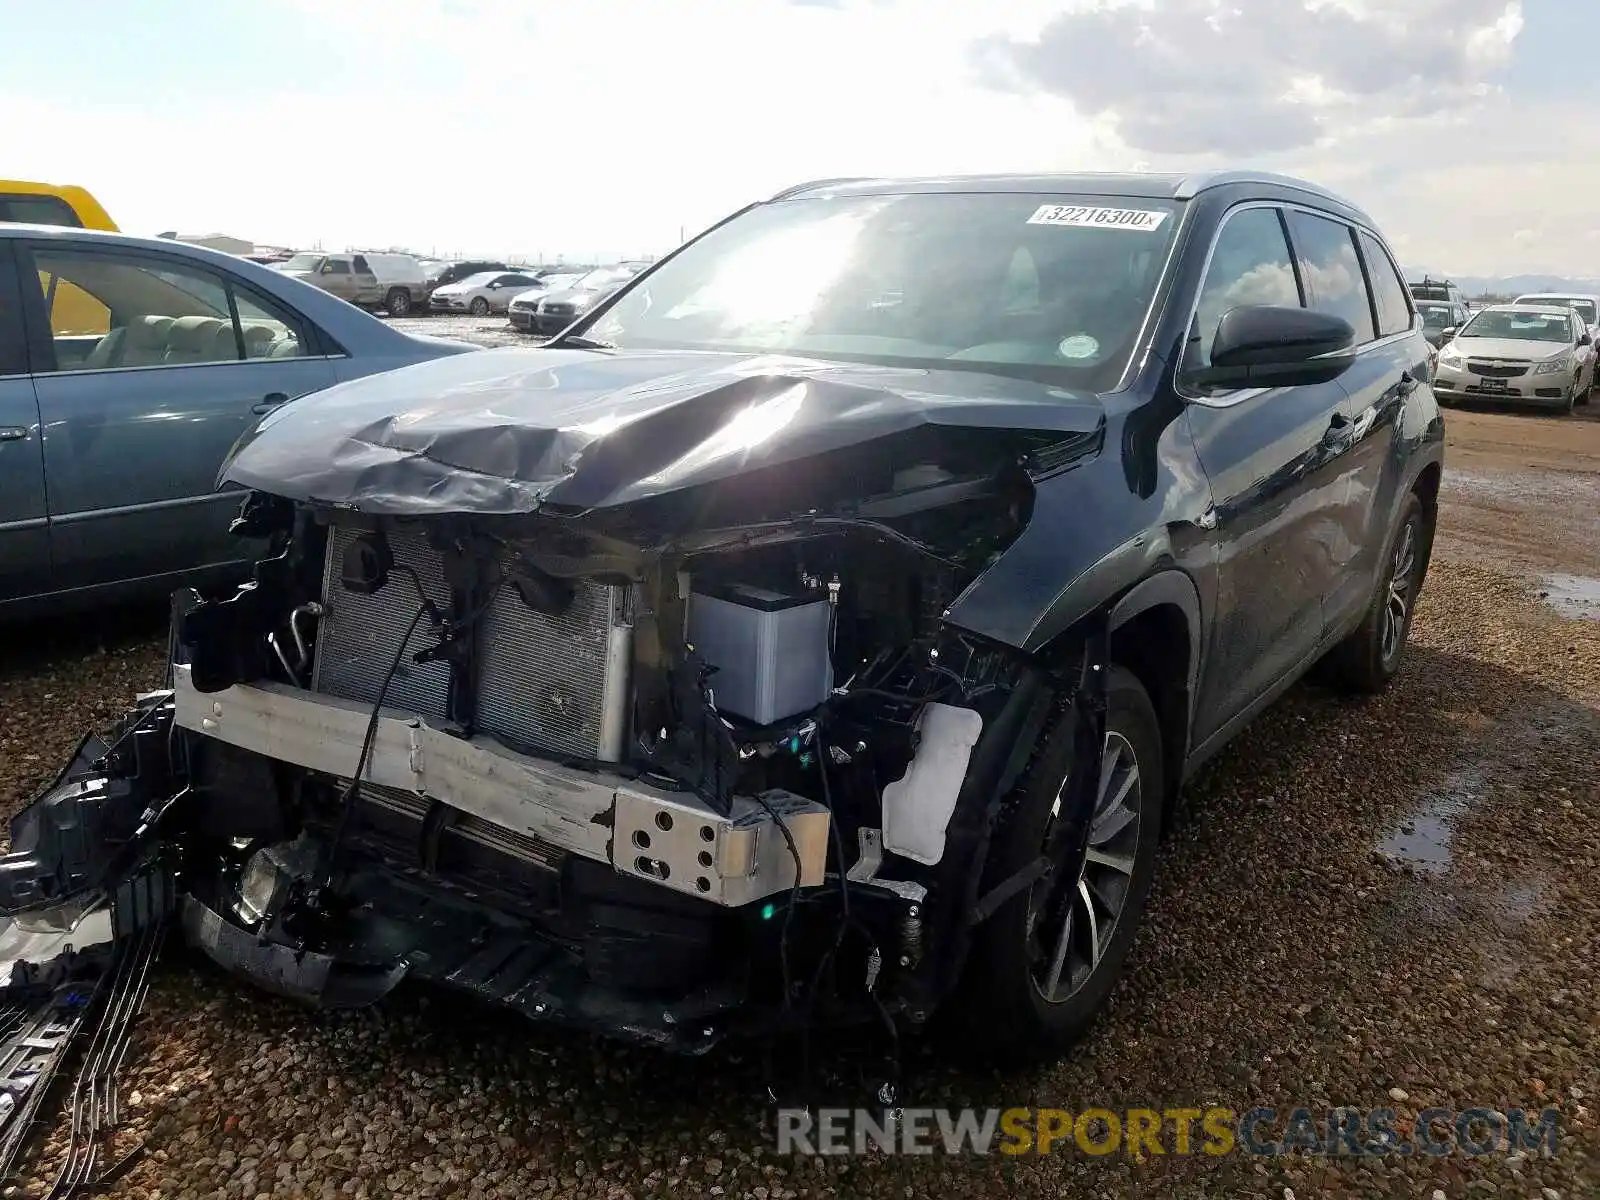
[1,180,116,333]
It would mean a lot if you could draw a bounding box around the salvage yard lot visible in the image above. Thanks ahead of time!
[2,379,1597,1197]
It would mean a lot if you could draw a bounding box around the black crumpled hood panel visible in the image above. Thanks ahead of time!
[219,347,1105,514]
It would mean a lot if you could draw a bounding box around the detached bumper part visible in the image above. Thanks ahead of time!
[170,665,830,906]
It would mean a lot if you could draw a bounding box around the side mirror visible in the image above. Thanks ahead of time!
[1580,332,1592,347]
[1440,327,1457,342]
[1186,305,1357,390]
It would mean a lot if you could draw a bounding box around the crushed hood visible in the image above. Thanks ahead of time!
[218,347,1105,515]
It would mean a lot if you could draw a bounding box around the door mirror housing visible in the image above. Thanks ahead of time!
[1439,326,1457,342]
[1579,332,1592,347]
[1187,305,1357,390]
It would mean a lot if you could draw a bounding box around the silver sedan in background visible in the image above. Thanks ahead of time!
[1432,303,1593,412]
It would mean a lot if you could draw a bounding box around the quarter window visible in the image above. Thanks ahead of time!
[1286,211,1376,344]
[1187,206,1302,372]
[1357,230,1413,337]
[31,249,246,372]
[234,290,307,359]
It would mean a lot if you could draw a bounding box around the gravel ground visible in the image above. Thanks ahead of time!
[1,390,1597,1199]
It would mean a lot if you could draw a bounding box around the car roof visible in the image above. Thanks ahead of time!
[1515,291,1598,300]
[1485,303,1573,314]
[771,170,1375,224]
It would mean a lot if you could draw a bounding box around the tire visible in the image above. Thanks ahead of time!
[384,288,412,317]
[950,665,1163,1067]
[469,296,490,317]
[1320,491,1430,694]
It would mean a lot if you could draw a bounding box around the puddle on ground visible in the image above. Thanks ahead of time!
[1538,572,1600,621]
[1374,767,1487,872]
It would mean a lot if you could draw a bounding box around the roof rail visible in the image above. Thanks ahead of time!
[768,177,873,202]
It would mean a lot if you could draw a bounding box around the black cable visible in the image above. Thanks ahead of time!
[316,600,431,890]
[752,791,804,1015]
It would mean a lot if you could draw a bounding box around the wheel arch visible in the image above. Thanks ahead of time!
[1106,570,1201,815]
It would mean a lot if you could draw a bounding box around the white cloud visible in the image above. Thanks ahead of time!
[5,0,1591,277]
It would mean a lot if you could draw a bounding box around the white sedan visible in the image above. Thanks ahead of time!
[1432,304,1594,412]
[428,270,542,316]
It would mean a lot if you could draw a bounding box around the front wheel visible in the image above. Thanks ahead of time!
[469,296,490,316]
[385,288,412,317]
[1320,491,1430,693]
[950,664,1163,1067]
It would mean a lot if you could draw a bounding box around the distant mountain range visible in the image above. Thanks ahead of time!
[1404,269,1600,297]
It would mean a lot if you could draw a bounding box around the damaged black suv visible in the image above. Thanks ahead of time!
[2,172,1442,1068]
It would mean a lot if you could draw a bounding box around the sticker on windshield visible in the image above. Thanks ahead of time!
[1027,204,1169,232]
[1057,334,1100,360]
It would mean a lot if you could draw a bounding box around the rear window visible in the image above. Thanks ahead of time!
[0,194,82,228]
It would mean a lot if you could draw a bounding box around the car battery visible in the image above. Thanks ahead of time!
[687,583,833,725]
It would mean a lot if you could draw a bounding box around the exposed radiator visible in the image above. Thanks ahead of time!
[311,525,634,761]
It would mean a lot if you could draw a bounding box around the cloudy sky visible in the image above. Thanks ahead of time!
[4,0,1580,276]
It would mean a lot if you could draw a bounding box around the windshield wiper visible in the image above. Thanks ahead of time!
[548,334,615,351]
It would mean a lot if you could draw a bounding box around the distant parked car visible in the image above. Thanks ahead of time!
[508,271,585,332]
[1513,291,1600,348]
[528,261,650,334]
[1415,299,1468,349]
[1432,303,1593,412]
[0,224,476,618]
[428,270,541,315]
[274,252,415,316]
[426,260,512,292]
[357,252,430,316]
[1410,276,1466,309]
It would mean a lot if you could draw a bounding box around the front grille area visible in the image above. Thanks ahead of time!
[1467,360,1528,378]
[542,303,574,317]
[312,525,634,761]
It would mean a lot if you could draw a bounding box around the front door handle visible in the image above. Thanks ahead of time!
[251,392,290,415]
[0,426,28,442]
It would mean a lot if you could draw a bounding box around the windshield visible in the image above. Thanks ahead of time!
[1523,296,1597,323]
[281,253,323,272]
[1418,304,1454,328]
[1460,309,1573,343]
[583,192,1181,385]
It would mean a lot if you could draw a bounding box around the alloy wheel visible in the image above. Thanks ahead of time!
[1027,730,1143,1004]
[1381,519,1417,664]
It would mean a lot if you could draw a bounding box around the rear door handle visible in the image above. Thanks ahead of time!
[251,392,290,415]
[0,426,28,442]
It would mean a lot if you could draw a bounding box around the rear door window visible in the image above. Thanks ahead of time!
[1356,229,1413,338]
[29,247,247,371]
[1287,211,1377,344]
